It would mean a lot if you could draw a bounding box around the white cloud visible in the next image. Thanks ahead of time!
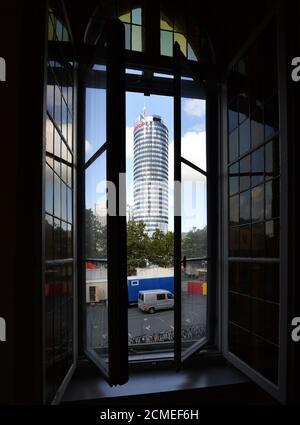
[183,99,206,119]
[181,131,206,172]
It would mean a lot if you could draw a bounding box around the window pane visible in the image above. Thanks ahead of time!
[252,147,264,186]
[239,118,250,155]
[252,185,264,222]
[160,30,173,56]
[240,190,251,224]
[174,32,187,56]
[124,23,131,50]
[45,164,54,215]
[239,155,250,192]
[251,107,264,148]
[132,7,142,25]
[229,163,239,195]
[239,225,251,257]
[229,195,239,226]
[252,223,265,257]
[85,84,107,162]
[228,98,238,133]
[181,260,208,355]
[182,164,207,258]
[229,128,238,163]
[181,97,206,171]
[132,25,142,52]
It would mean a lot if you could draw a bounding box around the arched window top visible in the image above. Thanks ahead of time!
[85,0,215,64]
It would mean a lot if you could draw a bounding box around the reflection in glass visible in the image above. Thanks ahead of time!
[229,128,238,162]
[132,25,142,51]
[229,195,239,226]
[251,146,264,186]
[181,260,207,353]
[239,225,251,257]
[239,155,250,192]
[239,118,250,155]
[265,220,279,258]
[229,226,239,257]
[251,185,264,222]
[86,261,108,366]
[251,107,264,147]
[240,190,250,224]
[252,223,265,257]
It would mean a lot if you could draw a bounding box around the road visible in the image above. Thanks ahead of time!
[87,293,207,348]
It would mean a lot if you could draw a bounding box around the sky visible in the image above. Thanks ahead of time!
[85,86,207,233]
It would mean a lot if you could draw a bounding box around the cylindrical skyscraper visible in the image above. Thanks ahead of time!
[133,111,169,234]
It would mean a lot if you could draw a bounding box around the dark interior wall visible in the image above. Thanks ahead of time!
[0,0,20,406]
[0,0,48,405]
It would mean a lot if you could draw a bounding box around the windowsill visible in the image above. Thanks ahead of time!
[61,357,253,405]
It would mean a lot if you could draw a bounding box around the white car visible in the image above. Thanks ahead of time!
[138,289,174,314]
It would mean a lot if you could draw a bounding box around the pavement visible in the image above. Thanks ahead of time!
[86,293,207,348]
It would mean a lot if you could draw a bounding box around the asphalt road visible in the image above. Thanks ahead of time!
[87,293,207,348]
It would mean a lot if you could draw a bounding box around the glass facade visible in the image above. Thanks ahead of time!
[44,2,75,404]
[227,21,280,385]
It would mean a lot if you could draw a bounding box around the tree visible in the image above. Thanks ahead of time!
[148,229,174,267]
[85,208,107,258]
[182,226,207,258]
[127,220,150,275]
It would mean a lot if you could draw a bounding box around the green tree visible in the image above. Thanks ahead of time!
[148,229,174,267]
[182,226,207,258]
[127,220,150,275]
[85,208,107,258]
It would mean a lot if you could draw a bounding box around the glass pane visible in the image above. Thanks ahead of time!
[181,96,206,171]
[85,152,108,371]
[228,98,238,133]
[229,226,239,257]
[85,83,106,162]
[251,184,264,222]
[229,128,238,163]
[229,163,239,195]
[182,164,207,258]
[240,190,250,224]
[124,23,131,50]
[45,164,54,215]
[239,118,250,155]
[252,146,264,186]
[187,42,197,61]
[132,7,142,25]
[239,155,250,192]
[251,107,264,148]
[132,25,142,52]
[160,30,173,57]
[181,260,207,354]
[174,32,187,57]
[240,225,251,257]
[229,195,239,226]
[252,222,265,257]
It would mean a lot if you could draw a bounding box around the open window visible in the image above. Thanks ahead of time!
[174,43,211,368]
[221,17,288,403]
[83,20,128,386]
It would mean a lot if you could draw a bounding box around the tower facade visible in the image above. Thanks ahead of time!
[133,112,169,234]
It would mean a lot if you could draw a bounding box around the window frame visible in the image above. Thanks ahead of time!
[220,9,288,404]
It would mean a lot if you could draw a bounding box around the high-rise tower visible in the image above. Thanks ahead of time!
[133,111,169,234]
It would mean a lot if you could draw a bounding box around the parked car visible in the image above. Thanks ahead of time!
[138,289,174,313]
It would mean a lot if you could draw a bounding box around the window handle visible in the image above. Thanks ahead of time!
[182,256,187,268]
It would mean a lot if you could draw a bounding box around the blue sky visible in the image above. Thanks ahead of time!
[85,88,207,232]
